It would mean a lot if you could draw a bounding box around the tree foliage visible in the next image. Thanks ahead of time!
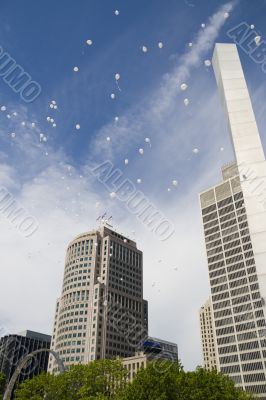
[14,359,128,400]
[14,359,257,400]
[118,362,256,400]
[0,372,6,397]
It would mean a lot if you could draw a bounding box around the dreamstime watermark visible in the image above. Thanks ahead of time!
[0,46,41,103]
[227,22,266,73]
[0,187,39,238]
[90,161,175,242]
[238,162,266,211]
[96,289,176,374]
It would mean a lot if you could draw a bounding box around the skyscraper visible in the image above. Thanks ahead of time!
[0,330,51,397]
[199,298,218,371]
[199,43,266,398]
[48,226,148,373]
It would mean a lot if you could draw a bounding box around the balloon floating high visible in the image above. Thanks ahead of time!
[86,39,93,45]
[184,98,189,106]
[204,59,211,67]
[255,36,261,46]
[114,10,119,16]
[158,42,163,49]
[73,66,79,72]
[142,46,148,53]
[75,124,81,130]
[139,148,144,155]
[124,159,129,165]
[110,93,116,99]
[180,83,188,91]
[193,148,199,154]
[172,180,178,186]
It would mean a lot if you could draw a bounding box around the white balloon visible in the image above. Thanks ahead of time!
[250,24,255,29]
[142,46,148,53]
[115,73,120,80]
[1,106,6,111]
[110,192,116,198]
[167,188,171,192]
[31,122,36,127]
[184,98,189,106]
[47,116,51,121]
[255,36,261,46]
[193,148,199,154]
[224,12,230,18]
[39,133,44,140]
[6,114,11,119]
[13,112,17,116]
[10,132,16,138]
[115,116,119,122]
[76,124,81,130]
[106,136,111,141]
[21,121,26,126]
[114,9,119,15]
[201,23,206,28]
[139,148,144,155]
[180,83,188,91]
[73,66,79,72]
[220,147,224,152]
[50,104,54,109]
[86,39,93,45]
[110,93,116,99]
[52,100,56,105]
[124,159,129,165]
[50,118,54,123]
[172,180,178,186]
[188,42,193,47]
[204,59,211,67]
[137,178,142,184]
[54,105,58,110]
[52,123,57,127]
[158,42,163,49]
[145,137,150,143]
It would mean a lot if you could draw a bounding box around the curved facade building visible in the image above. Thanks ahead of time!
[48,226,148,373]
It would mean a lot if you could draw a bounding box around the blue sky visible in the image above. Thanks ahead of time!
[0,0,266,370]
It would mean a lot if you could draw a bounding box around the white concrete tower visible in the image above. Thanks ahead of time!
[198,43,266,398]
[212,43,266,312]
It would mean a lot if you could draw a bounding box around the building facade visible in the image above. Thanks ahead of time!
[200,165,266,393]
[122,335,178,382]
[48,226,148,373]
[143,336,178,361]
[0,330,51,394]
[199,298,218,370]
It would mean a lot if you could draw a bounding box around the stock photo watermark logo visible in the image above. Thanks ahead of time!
[91,161,175,242]
[0,46,41,103]
[0,187,39,238]
[227,22,266,73]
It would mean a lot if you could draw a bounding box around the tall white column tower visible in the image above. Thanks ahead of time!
[199,43,266,398]
[213,43,266,310]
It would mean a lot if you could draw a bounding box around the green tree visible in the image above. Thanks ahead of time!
[118,362,256,400]
[0,372,6,398]
[14,359,128,400]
